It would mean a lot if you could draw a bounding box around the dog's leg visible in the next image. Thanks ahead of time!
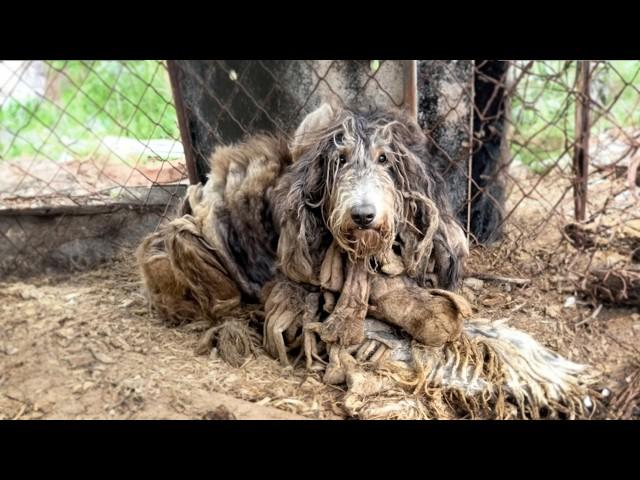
[137,216,241,326]
[368,275,471,347]
[301,291,322,369]
[307,261,370,347]
[263,279,321,366]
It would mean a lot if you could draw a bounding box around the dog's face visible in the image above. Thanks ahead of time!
[324,122,401,260]
[279,101,466,289]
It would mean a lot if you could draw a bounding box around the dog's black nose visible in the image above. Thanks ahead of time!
[351,204,376,228]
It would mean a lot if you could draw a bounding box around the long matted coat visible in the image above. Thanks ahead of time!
[137,103,596,419]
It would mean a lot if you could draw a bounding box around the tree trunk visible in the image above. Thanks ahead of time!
[167,60,406,183]
[418,60,509,244]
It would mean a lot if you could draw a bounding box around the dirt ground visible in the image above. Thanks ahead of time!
[1,252,638,420]
[1,168,639,420]
[0,260,344,420]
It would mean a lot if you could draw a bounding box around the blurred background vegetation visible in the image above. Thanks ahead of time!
[510,60,640,172]
[0,61,180,163]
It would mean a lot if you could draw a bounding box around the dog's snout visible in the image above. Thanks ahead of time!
[351,204,376,228]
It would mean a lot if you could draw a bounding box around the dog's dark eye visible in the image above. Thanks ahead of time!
[378,153,388,164]
[338,154,347,165]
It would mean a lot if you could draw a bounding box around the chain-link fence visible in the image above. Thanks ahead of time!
[0,60,185,202]
[461,61,640,306]
[167,60,413,184]
[2,60,639,303]
[0,60,186,275]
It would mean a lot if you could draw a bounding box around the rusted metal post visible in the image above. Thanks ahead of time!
[166,60,199,185]
[573,60,591,222]
[403,60,417,121]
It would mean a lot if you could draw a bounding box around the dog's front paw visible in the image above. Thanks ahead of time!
[306,313,366,347]
[316,312,365,346]
[263,280,320,366]
[369,285,470,347]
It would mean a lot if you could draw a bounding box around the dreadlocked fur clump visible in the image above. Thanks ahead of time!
[136,133,290,359]
[137,101,594,419]
[331,318,597,420]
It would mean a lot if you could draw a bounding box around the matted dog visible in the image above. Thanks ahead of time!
[137,103,596,419]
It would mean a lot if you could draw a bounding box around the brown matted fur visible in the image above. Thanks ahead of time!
[138,102,468,345]
[136,102,595,419]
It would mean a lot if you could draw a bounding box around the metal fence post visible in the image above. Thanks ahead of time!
[403,60,418,121]
[573,60,591,222]
[167,60,199,185]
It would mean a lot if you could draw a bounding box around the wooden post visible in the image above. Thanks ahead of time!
[573,60,591,222]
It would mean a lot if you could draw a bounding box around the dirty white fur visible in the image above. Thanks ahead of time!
[364,318,593,413]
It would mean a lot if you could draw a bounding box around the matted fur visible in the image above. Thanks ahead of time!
[273,102,467,289]
[334,318,597,420]
[137,133,290,364]
[137,103,594,419]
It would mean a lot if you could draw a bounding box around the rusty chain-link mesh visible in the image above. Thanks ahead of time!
[465,60,639,303]
[1,60,639,295]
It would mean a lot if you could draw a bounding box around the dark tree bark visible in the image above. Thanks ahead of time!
[418,60,509,244]
[470,60,510,244]
[417,60,474,225]
[168,61,406,183]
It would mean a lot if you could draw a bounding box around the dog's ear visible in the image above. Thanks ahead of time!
[401,170,467,291]
[396,164,440,280]
[388,115,467,291]
[273,107,337,285]
[273,160,330,285]
[291,102,336,161]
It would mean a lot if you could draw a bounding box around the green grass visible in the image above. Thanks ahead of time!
[0,61,180,162]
